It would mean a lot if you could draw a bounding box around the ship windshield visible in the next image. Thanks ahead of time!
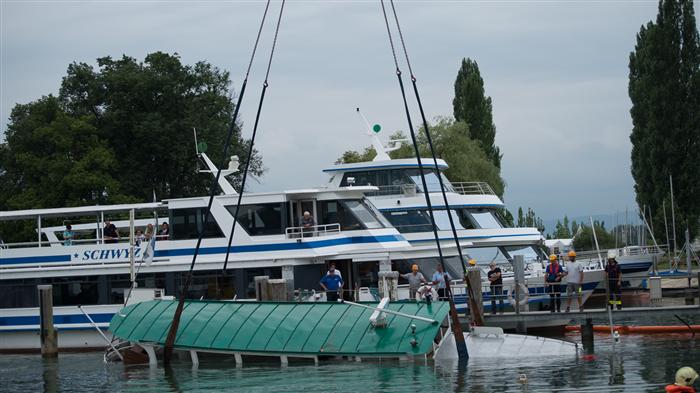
[504,245,542,263]
[342,200,384,229]
[469,209,503,229]
[464,247,509,265]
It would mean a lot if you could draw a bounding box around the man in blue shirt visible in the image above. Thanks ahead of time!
[320,266,344,302]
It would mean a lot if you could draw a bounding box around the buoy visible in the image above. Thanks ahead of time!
[613,331,621,342]
[518,374,528,384]
[565,325,700,334]
[581,354,597,361]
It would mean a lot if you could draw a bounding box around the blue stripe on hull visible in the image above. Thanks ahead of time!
[0,313,114,327]
[0,235,403,266]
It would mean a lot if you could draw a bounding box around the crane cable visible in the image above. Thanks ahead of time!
[163,0,283,365]
[222,0,285,277]
[379,0,469,358]
[387,0,484,326]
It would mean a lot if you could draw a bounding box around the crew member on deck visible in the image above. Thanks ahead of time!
[431,263,451,300]
[605,252,623,310]
[401,264,427,301]
[564,250,585,312]
[320,265,344,302]
[103,220,119,244]
[545,254,564,313]
[488,261,504,314]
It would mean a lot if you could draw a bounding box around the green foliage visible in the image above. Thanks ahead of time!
[629,0,700,240]
[554,216,572,239]
[515,206,545,232]
[0,52,263,210]
[335,146,376,164]
[572,221,617,251]
[453,58,501,169]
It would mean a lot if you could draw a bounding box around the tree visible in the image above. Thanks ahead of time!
[57,52,263,199]
[335,146,376,164]
[453,58,501,168]
[629,0,700,240]
[572,221,616,251]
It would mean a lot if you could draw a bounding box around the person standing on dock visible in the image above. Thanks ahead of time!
[487,261,504,314]
[605,253,623,310]
[431,263,451,300]
[545,254,564,312]
[401,264,426,301]
[320,266,344,302]
[564,250,584,312]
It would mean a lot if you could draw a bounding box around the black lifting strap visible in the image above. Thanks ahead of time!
[221,0,286,278]
[163,0,282,365]
[380,0,469,358]
[390,0,483,327]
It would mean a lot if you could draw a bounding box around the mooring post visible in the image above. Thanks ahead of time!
[254,276,270,301]
[581,317,594,351]
[513,255,527,334]
[466,266,484,324]
[38,285,57,357]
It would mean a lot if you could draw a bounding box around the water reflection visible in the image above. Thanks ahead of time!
[1,334,697,393]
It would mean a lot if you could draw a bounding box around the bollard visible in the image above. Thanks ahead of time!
[38,285,58,357]
[581,318,594,351]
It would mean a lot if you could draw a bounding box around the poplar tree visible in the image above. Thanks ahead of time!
[453,58,501,169]
[629,0,700,239]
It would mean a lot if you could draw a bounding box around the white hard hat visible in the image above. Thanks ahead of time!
[607,250,618,259]
[675,367,699,386]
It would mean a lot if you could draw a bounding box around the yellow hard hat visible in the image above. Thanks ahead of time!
[468,259,477,266]
[411,264,419,272]
[675,366,699,387]
[568,250,577,257]
[549,254,557,261]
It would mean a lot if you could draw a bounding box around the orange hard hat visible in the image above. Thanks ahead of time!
[468,259,477,266]
[549,254,557,261]
[568,250,577,257]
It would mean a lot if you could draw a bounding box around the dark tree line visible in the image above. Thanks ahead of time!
[629,0,700,242]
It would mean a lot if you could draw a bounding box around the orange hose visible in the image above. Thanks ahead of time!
[565,325,700,334]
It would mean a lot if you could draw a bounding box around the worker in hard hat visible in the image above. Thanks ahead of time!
[401,264,427,301]
[487,260,504,314]
[665,366,698,393]
[545,254,564,312]
[605,251,623,310]
[564,250,585,312]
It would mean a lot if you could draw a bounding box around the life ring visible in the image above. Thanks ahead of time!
[507,283,530,307]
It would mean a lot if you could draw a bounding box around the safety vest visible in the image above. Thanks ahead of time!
[545,263,561,283]
[665,385,696,393]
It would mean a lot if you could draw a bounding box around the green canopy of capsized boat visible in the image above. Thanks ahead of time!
[109,300,449,357]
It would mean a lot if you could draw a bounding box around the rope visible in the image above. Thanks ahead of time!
[163,0,277,365]
[222,0,285,276]
[388,0,468,279]
[379,0,445,267]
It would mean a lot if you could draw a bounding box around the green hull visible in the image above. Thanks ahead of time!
[109,300,450,357]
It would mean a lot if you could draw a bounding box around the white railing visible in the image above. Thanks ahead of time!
[285,223,341,239]
[451,182,496,196]
[369,184,419,197]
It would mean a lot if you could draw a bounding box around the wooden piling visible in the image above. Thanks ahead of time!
[465,268,484,325]
[267,279,290,301]
[38,285,57,357]
[581,318,594,350]
[254,276,270,301]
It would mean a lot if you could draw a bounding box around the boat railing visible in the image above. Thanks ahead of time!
[451,182,496,196]
[285,223,341,239]
[0,235,161,249]
[366,184,419,197]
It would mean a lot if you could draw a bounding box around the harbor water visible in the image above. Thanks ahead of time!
[1,328,697,392]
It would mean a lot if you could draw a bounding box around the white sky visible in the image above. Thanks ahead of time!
[3,0,694,221]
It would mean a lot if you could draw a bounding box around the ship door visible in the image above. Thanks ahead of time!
[290,199,316,227]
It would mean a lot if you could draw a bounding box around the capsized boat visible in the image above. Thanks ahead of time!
[106,298,578,365]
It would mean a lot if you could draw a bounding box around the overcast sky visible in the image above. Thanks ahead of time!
[2,0,695,222]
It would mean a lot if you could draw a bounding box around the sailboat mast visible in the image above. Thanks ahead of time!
[670,175,678,257]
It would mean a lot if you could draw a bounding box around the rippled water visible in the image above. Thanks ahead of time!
[1,330,698,392]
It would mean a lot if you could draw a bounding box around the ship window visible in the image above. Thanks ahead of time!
[171,208,224,240]
[228,203,285,236]
[340,171,376,187]
[342,200,384,229]
[319,200,362,230]
[385,210,433,233]
[470,209,503,229]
